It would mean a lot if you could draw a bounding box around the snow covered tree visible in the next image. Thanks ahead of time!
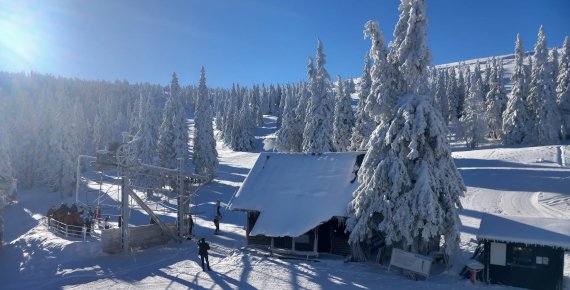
[158,72,189,170]
[251,85,264,127]
[526,26,561,145]
[434,70,449,123]
[503,34,530,145]
[332,77,355,152]
[461,71,487,148]
[388,0,432,95]
[46,100,88,196]
[274,85,303,152]
[455,65,466,119]
[364,20,397,127]
[351,54,374,150]
[485,57,507,140]
[193,67,218,182]
[0,123,14,208]
[347,0,464,259]
[557,36,570,138]
[230,87,255,151]
[302,39,334,153]
[132,93,159,195]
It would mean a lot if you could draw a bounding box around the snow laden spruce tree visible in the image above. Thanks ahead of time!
[332,77,355,152]
[503,34,530,145]
[158,73,189,170]
[193,67,218,183]
[363,20,397,128]
[302,39,334,153]
[526,26,561,145]
[346,0,465,260]
[350,54,374,151]
[557,36,570,138]
[0,122,15,208]
[231,87,255,151]
[485,57,507,140]
[274,85,303,152]
[461,69,487,148]
[132,93,159,196]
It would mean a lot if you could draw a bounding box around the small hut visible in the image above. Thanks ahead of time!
[476,214,570,290]
[228,152,365,257]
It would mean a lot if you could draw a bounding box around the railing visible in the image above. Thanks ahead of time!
[45,217,100,240]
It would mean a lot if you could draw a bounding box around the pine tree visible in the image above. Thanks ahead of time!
[461,72,487,148]
[46,99,87,196]
[351,54,374,150]
[527,26,561,145]
[485,57,507,140]
[347,0,464,259]
[434,70,449,123]
[193,67,218,182]
[132,93,159,193]
[251,85,264,127]
[158,73,189,169]
[363,20,397,127]
[0,123,15,207]
[456,65,466,119]
[557,36,570,138]
[231,87,255,151]
[332,77,355,152]
[503,34,530,145]
[274,85,303,152]
[388,0,432,95]
[302,39,334,153]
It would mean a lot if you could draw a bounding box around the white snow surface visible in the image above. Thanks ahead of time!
[0,115,569,289]
[228,152,363,237]
[477,214,570,250]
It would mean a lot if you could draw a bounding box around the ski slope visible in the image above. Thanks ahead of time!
[0,117,569,289]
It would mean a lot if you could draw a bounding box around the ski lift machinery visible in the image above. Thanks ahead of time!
[75,133,207,253]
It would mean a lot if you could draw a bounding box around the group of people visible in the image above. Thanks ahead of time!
[47,203,101,236]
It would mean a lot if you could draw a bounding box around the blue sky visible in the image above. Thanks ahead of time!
[1,0,569,88]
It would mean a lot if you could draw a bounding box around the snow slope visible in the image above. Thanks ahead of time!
[0,117,569,289]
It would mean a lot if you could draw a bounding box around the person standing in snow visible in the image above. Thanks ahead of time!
[215,200,221,218]
[213,215,220,234]
[104,216,110,229]
[197,238,211,271]
[214,200,221,234]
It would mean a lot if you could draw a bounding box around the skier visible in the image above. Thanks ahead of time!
[197,238,211,271]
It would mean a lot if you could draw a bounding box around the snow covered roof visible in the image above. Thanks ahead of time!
[228,152,365,237]
[477,214,570,250]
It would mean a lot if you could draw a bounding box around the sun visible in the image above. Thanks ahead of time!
[0,2,51,70]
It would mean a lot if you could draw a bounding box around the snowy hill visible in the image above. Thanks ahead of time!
[0,113,568,289]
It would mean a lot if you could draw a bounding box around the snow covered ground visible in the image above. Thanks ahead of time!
[0,117,569,289]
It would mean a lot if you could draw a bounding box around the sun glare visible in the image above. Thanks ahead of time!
[0,2,51,70]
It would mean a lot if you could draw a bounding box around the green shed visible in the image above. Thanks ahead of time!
[476,214,570,290]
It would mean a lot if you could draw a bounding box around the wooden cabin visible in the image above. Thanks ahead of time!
[228,152,365,257]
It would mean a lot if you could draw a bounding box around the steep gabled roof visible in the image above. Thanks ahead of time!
[477,214,570,250]
[228,152,364,237]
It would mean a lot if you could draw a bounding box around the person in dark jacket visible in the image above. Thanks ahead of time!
[197,238,211,271]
